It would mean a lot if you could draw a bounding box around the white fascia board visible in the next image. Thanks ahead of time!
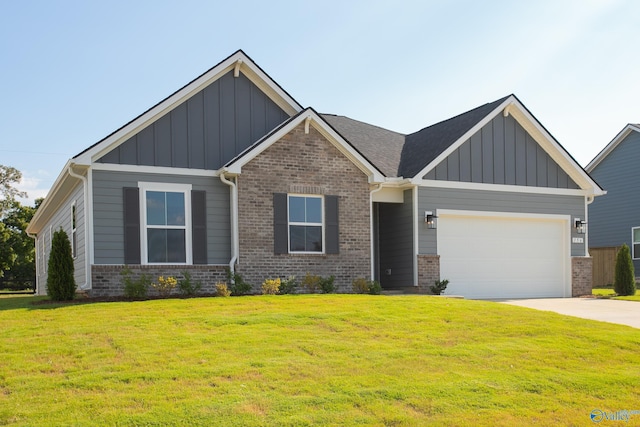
[585,124,640,172]
[418,178,591,197]
[92,163,219,177]
[410,96,514,184]
[224,110,385,183]
[74,51,302,166]
[26,160,86,235]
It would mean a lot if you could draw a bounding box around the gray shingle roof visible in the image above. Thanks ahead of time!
[398,95,511,178]
[321,114,406,177]
[322,95,511,178]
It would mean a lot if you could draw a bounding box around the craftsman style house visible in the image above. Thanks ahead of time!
[27,50,604,299]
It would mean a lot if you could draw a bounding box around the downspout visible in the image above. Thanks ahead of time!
[585,195,596,257]
[369,183,384,280]
[220,172,239,275]
[67,165,90,291]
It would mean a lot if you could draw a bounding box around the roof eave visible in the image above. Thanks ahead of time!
[585,124,640,173]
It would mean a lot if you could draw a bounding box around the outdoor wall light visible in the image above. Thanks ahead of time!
[574,218,587,234]
[425,211,438,229]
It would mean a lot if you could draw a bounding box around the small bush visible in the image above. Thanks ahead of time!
[121,267,150,299]
[261,278,281,295]
[430,279,449,295]
[302,273,321,293]
[215,282,231,297]
[368,280,382,295]
[178,271,202,296]
[352,278,381,295]
[226,268,252,295]
[278,276,298,295]
[46,228,76,301]
[151,276,177,297]
[614,244,636,296]
[319,275,336,294]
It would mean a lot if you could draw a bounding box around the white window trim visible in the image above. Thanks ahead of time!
[632,227,640,260]
[287,194,325,254]
[139,182,193,265]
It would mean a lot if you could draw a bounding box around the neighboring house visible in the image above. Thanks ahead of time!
[586,124,640,284]
[27,50,604,299]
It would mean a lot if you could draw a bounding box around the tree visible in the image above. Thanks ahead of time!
[0,165,27,215]
[46,228,76,301]
[614,244,636,296]
[0,199,40,289]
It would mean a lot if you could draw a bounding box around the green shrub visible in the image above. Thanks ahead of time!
[178,271,202,296]
[319,275,336,294]
[261,278,281,295]
[430,279,449,295]
[121,267,150,299]
[215,282,231,297]
[614,244,636,296]
[278,276,298,294]
[151,275,177,297]
[227,268,252,296]
[368,280,382,295]
[46,228,76,301]
[352,278,381,295]
[302,273,321,293]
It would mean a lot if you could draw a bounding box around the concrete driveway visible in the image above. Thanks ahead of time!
[499,298,640,329]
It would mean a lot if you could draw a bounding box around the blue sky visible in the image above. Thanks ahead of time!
[1,0,638,205]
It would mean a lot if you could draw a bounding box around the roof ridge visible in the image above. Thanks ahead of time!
[320,113,406,137]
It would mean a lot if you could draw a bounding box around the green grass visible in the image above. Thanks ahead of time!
[592,287,640,301]
[1,294,640,426]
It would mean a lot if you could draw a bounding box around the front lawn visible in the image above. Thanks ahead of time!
[1,294,639,426]
[593,287,640,301]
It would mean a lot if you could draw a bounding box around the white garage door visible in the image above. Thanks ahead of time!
[438,212,570,299]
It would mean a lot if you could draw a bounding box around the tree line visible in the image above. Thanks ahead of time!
[0,165,40,291]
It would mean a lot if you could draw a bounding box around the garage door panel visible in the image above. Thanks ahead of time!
[439,213,569,299]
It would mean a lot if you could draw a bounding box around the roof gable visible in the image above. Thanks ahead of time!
[95,71,290,170]
[223,108,385,183]
[74,50,302,165]
[423,110,580,189]
[586,124,640,172]
[399,96,510,178]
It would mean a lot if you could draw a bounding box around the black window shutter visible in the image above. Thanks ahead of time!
[273,193,288,254]
[123,187,141,264]
[191,190,207,264]
[325,195,339,254]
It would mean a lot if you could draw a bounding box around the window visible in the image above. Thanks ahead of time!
[633,227,640,259]
[140,183,192,264]
[288,195,323,253]
[71,203,77,258]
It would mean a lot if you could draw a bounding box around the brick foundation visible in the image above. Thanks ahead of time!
[571,256,592,297]
[417,254,440,294]
[235,122,372,293]
[90,264,228,297]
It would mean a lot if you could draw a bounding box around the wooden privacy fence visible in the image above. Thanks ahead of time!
[590,246,620,287]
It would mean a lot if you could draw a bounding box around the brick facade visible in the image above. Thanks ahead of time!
[235,123,372,292]
[571,256,592,297]
[90,265,228,297]
[417,254,440,294]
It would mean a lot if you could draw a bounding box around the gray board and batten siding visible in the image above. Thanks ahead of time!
[588,130,640,270]
[423,113,579,189]
[97,71,289,169]
[418,187,586,257]
[92,170,231,265]
[376,189,414,289]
